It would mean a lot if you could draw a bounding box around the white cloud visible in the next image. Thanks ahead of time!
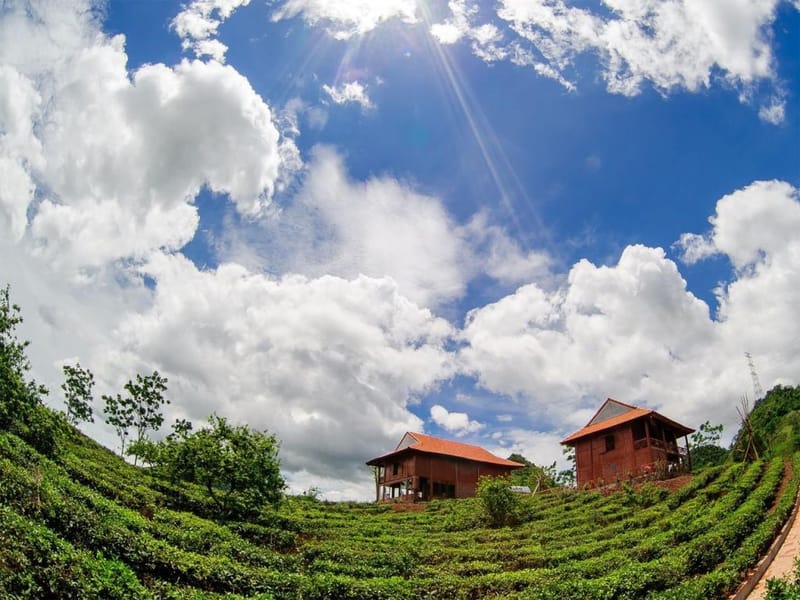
[171,0,251,62]
[272,0,418,39]
[431,22,464,45]
[431,0,475,45]
[698,180,800,361]
[676,180,800,270]
[487,428,568,470]
[322,81,374,110]
[461,244,716,430]
[674,232,717,265]
[430,404,484,436]
[463,212,552,286]
[0,60,42,242]
[279,98,329,137]
[758,95,786,125]
[0,0,297,274]
[28,56,287,271]
[219,147,552,307]
[461,180,800,441]
[427,0,789,116]
[221,146,474,306]
[497,0,780,96]
[431,1,510,64]
[0,156,35,242]
[95,254,455,484]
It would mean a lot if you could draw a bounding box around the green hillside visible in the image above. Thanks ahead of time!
[0,424,798,599]
[2,284,800,599]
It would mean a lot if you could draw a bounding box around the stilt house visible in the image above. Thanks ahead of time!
[367,432,524,501]
[561,398,694,488]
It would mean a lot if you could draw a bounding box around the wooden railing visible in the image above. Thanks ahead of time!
[379,469,411,484]
[633,437,685,455]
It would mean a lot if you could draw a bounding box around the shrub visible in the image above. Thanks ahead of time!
[477,475,520,527]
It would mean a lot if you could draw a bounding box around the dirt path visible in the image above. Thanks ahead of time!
[743,498,800,599]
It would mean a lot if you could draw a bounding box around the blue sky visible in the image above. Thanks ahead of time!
[1,0,798,499]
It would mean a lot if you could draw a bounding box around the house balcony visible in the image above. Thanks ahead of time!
[378,469,413,486]
[633,437,685,455]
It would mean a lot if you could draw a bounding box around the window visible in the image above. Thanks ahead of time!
[392,463,399,475]
[605,434,615,452]
[433,482,456,498]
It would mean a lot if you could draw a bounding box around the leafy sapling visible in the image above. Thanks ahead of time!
[103,371,170,461]
[61,363,95,426]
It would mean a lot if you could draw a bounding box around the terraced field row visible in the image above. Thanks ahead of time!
[1,429,798,599]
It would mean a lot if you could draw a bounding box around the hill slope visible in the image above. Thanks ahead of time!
[1,417,799,599]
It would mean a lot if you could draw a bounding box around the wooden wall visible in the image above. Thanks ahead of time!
[378,453,517,499]
[574,424,654,488]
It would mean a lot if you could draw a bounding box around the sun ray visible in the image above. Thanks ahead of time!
[415,3,552,254]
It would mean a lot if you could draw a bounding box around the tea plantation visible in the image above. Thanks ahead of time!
[1,416,799,599]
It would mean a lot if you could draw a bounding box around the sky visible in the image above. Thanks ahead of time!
[0,0,798,500]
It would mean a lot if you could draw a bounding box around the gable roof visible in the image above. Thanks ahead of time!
[366,432,525,468]
[560,398,694,445]
[587,398,639,425]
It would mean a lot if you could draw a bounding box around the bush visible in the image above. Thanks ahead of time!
[134,415,285,520]
[766,558,800,599]
[477,476,520,527]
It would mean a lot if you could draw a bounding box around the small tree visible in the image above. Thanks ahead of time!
[508,453,559,493]
[0,285,48,430]
[61,363,95,426]
[477,475,519,527]
[691,420,723,447]
[103,392,135,457]
[0,285,62,456]
[103,371,169,461]
[127,371,169,454]
[369,465,381,502]
[690,420,728,470]
[556,468,576,487]
[138,414,285,519]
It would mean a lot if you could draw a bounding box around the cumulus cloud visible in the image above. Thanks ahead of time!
[430,404,484,436]
[219,147,553,306]
[0,0,296,275]
[461,244,716,430]
[94,254,455,483]
[676,180,800,269]
[461,180,800,440]
[171,0,251,62]
[693,181,800,362]
[220,147,471,306]
[272,0,418,39]
[463,212,552,286]
[322,81,374,110]
[29,55,288,271]
[486,428,567,469]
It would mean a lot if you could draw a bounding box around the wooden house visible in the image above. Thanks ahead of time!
[561,398,694,488]
[366,432,525,501]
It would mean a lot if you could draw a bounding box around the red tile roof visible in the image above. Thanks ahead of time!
[560,407,653,444]
[366,432,525,468]
[561,399,694,445]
